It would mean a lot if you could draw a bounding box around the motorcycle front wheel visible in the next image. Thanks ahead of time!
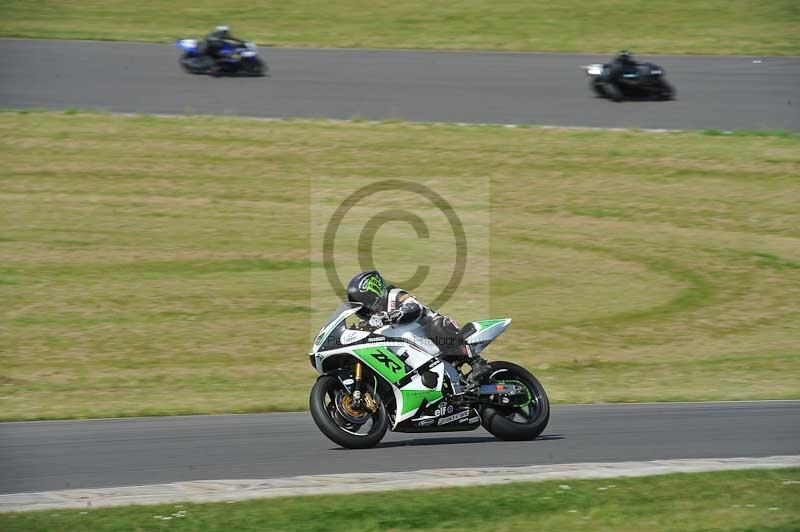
[657,80,676,100]
[243,58,267,76]
[180,54,205,74]
[309,375,389,449]
[480,361,550,441]
[590,79,606,98]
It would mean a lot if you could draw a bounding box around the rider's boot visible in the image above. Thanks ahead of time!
[468,359,491,386]
[465,346,491,388]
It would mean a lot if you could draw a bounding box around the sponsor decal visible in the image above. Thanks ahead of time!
[374,352,402,372]
[468,416,480,424]
[417,418,435,427]
[447,405,454,414]
[400,389,443,415]
[340,329,369,345]
[405,390,435,399]
[355,347,407,381]
[437,409,470,425]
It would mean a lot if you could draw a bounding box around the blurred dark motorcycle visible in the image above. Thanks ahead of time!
[584,62,674,101]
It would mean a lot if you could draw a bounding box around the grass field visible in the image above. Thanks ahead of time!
[1,1,798,55]
[1,111,799,420]
[2,468,798,531]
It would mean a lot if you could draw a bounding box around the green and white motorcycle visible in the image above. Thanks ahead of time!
[308,302,550,448]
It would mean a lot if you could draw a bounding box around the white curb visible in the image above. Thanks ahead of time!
[2,455,798,512]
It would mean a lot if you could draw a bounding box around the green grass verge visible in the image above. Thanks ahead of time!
[1,111,800,420]
[1,1,798,55]
[2,469,798,531]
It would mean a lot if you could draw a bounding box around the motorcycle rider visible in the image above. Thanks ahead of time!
[202,25,246,69]
[346,270,491,386]
[603,50,638,101]
[609,50,637,82]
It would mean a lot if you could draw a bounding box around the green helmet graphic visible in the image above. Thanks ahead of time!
[347,271,388,317]
[362,274,385,296]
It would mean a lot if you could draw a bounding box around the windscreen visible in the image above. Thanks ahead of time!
[313,302,362,352]
[320,302,361,330]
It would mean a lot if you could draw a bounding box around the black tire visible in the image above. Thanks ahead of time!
[309,375,389,449]
[245,58,267,77]
[180,55,202,74]
[658,80,675,100]
[480,361,550,441]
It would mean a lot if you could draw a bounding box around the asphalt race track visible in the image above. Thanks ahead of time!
[2,401,798,494]
[1,39,798,131]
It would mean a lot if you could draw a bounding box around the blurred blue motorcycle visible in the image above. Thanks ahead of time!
[175,38,267,77]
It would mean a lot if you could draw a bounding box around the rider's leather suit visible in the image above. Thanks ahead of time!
[371,288,467,358]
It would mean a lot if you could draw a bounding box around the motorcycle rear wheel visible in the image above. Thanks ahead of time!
[480,361,550,441]
[309,375,389,449]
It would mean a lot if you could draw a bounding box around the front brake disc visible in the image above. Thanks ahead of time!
[334,389,370,425]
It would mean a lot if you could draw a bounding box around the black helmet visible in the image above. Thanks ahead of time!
[618,50,634,62]
[347,271,388,318]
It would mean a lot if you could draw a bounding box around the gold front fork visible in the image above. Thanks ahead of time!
[354,361,377,413]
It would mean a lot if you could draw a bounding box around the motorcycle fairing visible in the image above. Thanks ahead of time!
[585,62,666,86]
[313,337,447,426]
[175,39,199,53]
[463,318,512,355]
[394,402,481,433]
[327,343,445,426]
[585,63,604,76]
[311,303,362,355]
[374,321,441,356]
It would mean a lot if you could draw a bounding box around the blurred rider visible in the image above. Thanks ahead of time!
[609,50,637,84]
[346,270,491,386]
[204,25,246,61]
[600,50,638,101]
